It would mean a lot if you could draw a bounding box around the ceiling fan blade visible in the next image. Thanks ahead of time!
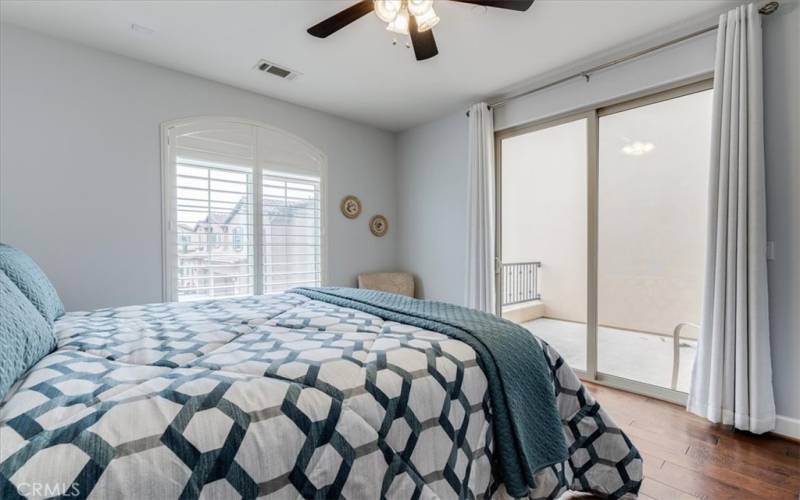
[307,0,374,38]
[449,0,534,12]
[409,15,439,61]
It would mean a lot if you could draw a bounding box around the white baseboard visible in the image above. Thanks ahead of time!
[773,414,800,441]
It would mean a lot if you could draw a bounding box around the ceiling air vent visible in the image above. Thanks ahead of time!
[254,59,300,81]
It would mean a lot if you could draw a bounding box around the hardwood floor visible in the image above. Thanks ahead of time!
[581,382,800,500]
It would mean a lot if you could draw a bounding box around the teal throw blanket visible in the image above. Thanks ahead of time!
[290,287,568,497]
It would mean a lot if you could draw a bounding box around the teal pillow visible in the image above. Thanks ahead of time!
[0,243,65,323]
[0,271,57,400]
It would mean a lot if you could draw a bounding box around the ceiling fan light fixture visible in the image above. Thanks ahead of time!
[308,0,534,61]
[374,0,402,23]
[406,0,434,16]
[386,6,410,35]
[415,7,440,32]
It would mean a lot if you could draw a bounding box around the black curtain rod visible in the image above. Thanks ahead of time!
[466,1,779,117]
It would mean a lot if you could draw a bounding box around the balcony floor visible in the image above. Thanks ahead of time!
[519,318,697,393]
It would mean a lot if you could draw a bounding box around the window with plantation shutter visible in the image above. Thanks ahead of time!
[175,158,255,300]
[162,118,326,302]
[262,171,322,293]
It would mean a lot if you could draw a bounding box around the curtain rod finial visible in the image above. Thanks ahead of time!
[759,1,779,15]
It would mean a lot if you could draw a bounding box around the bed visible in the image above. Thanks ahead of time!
[1,284,643,499]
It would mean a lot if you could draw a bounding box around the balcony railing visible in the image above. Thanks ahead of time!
[502,261,541,306]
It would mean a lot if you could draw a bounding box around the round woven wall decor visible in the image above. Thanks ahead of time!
[340,195,362,219]
[369,214,388,237]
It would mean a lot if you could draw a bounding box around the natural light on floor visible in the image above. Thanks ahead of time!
[521,318,697,393]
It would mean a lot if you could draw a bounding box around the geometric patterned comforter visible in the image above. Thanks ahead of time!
[0,293,642,499]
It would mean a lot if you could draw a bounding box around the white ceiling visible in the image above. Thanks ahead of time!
[0,0,737,131]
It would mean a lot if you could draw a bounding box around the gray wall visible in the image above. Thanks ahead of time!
[763,2,800,426]
[396,9,799,425]
[0,24,398,311]
[396,111,468,306]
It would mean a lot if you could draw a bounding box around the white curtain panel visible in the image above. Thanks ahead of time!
[465,103,496,313]
[688,3,775,433]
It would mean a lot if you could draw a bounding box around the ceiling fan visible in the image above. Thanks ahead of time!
[307,0,535,61]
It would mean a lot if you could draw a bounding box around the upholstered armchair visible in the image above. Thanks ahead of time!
[357,272,415,298]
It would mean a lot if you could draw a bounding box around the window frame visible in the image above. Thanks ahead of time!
[161,116,328,302]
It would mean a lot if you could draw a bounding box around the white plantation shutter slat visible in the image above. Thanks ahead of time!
[176,254,255,259]
[180,264,256,270]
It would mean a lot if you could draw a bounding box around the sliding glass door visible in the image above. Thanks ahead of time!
[598,88,713,393]
[498,116,588,371]
[496,78,713,403]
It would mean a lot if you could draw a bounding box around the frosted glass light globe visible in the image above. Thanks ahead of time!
[374,0,402,23]
[407,0,434,16]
